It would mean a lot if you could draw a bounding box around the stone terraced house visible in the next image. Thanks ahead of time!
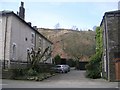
[101,10,120,81]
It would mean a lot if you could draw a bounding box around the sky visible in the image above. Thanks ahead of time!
[0,0,119,30]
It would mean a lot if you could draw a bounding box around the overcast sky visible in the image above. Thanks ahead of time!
[0,0,119,30]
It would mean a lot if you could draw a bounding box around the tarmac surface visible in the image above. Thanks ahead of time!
[1,68,119,88]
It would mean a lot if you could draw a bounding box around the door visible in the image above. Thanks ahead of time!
[114,52,120,81]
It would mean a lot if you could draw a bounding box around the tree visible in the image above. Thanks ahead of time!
[93,26,97,31]
[63,32,95,59]
[61,32,96,69]
[53,54,61,65]
[71,26,79,30]
[27,46,51,72]
[54,23,60,29]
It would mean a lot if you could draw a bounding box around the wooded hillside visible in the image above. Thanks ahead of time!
[38,28,96,61]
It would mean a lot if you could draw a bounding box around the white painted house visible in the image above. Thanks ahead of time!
[0,4,53,69]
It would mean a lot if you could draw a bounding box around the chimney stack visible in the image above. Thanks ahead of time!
[19,1,25,20]
[33,26,37,30]
[28,22,32,26]
[119,1,120,10]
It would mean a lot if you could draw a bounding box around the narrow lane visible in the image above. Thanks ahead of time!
[2,69,118,88]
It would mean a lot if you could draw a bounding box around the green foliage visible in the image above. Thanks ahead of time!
[9,46,53,79]
[9,64,55,80]
[86,26,103,79]
[27,68,38,76]
[86,54,102,79]
[11,69,27,79]
[95,27,103,54]
[53,54,61,65]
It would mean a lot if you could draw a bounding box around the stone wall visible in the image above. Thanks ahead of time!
[101,10,120,81]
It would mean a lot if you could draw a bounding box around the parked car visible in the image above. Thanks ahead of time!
[52,65,70,73]
[65,65,70,72]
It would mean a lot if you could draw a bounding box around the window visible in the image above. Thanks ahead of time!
[25,37,27,41]
[27,48,30,53]
[39,37,42,45]
[27,48,30,62]
[31,33,35,44]
[114,52,120,58]
[104,55,106,72]
[39,37,41,42]
[12,43,16,60]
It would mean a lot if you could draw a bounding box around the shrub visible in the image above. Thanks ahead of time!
[27,68,38,76]
[53,54,61,65]
[85,53,102,79]
[11,68,27,79]
[85,26,103,79]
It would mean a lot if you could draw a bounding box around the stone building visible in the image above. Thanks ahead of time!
[100,10,120,81]
[0,2,53,69]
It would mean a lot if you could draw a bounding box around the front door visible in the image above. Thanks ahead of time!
[114,52,120,81]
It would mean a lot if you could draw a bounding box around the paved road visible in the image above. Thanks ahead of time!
[2,69,119,88]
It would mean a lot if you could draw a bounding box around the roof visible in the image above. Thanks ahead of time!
[0,10,53,44]
[100,10,120,26]
[105,10,120,15]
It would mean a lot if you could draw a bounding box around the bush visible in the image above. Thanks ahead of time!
[11,68,27,79]
[53,54,61,65]
[27,68,38,76]
[85,53,102,79]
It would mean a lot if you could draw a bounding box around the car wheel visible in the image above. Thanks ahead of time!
[60,70,63,73]
[65,71,68,73]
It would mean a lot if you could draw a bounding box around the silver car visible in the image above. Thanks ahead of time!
[65,65,70,72]
[53,65,69,73]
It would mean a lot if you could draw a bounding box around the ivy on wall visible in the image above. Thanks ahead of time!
[86,27,103,79]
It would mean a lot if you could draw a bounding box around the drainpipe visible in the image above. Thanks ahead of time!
[104,16,110,81]
[3,16,8,69]
[35,32,36,50]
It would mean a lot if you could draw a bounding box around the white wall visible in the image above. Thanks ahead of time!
[10,15,35,62]
[0,17,3,60]
[0,16,12,62]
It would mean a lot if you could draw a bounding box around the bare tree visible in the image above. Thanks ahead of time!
[61,31,95,61]
[27,46,51,70]
[54,23,60,29]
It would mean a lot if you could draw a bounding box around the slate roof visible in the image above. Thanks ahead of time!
[0,10,53,44]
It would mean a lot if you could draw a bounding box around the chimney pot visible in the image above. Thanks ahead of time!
[21,2,24,7]
[28,22,32,26]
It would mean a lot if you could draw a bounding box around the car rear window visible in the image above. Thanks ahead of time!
[56,66,61,67]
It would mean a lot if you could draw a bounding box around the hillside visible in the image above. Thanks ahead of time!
[38,28,96,61]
